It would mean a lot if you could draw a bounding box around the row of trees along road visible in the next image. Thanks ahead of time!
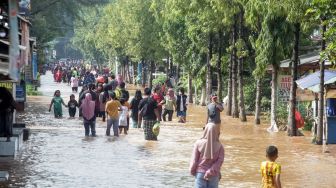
[70,0,336,143]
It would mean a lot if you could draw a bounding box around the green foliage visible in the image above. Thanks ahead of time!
[276,102,289,126]
[152,75,167,87]
[306,0,336,62]
[244,81,256,111]
[261,97,271,112]
[30,0,109,55]
[26,84,42,96]
[303,116,314,131]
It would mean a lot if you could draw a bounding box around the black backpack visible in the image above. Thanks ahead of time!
[121,90,129,101]
[139,97,152,117]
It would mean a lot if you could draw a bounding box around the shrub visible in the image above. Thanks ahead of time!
[152,75,167,87]
[26,84,42,96]
[276,102,289,127]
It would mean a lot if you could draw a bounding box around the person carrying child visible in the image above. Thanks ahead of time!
[68,94,79,118]
[119,98,129,135]
[190,123,224,188]
[260,146,282,188]
[49,90,67,118]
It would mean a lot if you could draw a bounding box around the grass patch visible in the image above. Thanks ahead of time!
[26,84,42,96]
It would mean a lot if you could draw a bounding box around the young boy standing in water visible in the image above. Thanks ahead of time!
[261,146,282,188]
[68,94,79,118]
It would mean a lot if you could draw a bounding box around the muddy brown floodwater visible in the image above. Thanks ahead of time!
[1,71,336,188]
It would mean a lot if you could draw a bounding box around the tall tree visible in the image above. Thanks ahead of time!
[237,7,247,122]
[285,0,309,136]
[252,0,293,131]
[231,17,239,118]
[307,0,336,144]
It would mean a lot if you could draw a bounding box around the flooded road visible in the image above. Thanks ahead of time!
[1,71,336,188]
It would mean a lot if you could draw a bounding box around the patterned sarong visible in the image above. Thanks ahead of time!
[142,120,157,140]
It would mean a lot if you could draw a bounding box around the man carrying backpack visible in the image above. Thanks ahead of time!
[115,82,129,101]
[206,95,224,132]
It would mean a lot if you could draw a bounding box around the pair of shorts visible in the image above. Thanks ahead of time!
[177,111,186,117]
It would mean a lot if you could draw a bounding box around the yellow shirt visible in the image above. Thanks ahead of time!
[260,161,281,188]
[106,100,121,119]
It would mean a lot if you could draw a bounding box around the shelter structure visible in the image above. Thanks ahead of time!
[296,70,336,144]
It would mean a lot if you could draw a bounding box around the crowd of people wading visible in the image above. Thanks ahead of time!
[47,60,280,188]
[48,60,189,141]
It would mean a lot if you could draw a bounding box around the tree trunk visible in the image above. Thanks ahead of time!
[288,23,300,136]
[227,49,233,116]
[316,18,327,145]
[255,79,262,124]
[125,56,131,84]
[238,58,246,122]
[232,19,239,118]
[169,56,173,77]
[133,61,137,85]
[194,85,198,104]
[188,72,193,103]
[201,85,206,106]
[149,61,154,89]
[128,61,132,84]
[270,63,279,131]
[238,9,247,122]
[166,55,170,79]
[141,59,145,87]
[217,30,223,101]
[176,62,180,85]
[206,33,213,104]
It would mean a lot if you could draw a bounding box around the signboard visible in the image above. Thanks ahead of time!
[0,81,13,94]
[0,81,24,102]
[15,84,25,102]
[278,75,291,102]
[32,51,37,80]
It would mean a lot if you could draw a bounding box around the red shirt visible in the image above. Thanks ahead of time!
[152,93,164,109]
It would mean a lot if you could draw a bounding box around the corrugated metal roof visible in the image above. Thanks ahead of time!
[280,51,331,68]
[296,70,336,92]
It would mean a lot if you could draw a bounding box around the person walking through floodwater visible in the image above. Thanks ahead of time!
[68,94,79,118]
[70,75,79,93]
[130,90,142,128]
[138,88,160,140]
[49,90,67,118]
[176,87,188,123]
[161,88,176,122]
[80,93,96,137]
[105,92,122,137]
[190,123,224,188]
[118,98,129,135]
[152,86,164,121]
[260,146,282,188]
[206,95,223,131]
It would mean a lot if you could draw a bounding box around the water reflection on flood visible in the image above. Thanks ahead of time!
[0,71,336,188]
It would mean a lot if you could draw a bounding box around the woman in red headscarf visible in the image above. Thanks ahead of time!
[55,69,62,83]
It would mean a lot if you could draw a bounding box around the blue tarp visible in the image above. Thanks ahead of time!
[296,70,336,91]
